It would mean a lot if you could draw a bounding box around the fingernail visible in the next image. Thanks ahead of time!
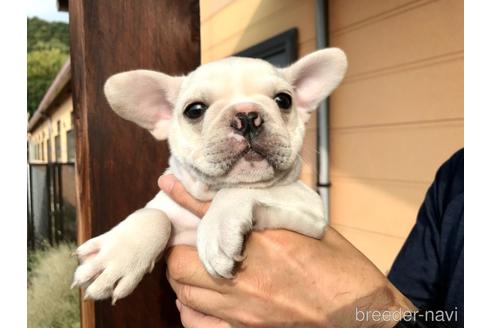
[159,175,176,194]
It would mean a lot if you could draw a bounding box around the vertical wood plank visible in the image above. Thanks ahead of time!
[69,1,200,327]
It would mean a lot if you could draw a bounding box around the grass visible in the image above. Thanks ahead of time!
[27,243,80,328]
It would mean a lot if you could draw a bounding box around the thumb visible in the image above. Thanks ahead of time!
[158,174,211,218]
[176,299,231,328]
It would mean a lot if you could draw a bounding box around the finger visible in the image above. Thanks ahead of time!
[166,245,233,292]
[177,299,231,328]
[158,174,211,217]
[169,279,233,320]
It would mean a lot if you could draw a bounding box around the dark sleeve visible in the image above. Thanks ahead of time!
[388,149,464,318]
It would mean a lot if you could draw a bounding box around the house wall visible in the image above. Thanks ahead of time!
[200,0,319,187]
[28,95,74,163]
[328,0,464,273]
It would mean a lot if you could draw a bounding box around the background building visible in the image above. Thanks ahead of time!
[28,60,74,164]
[27,60,76,247]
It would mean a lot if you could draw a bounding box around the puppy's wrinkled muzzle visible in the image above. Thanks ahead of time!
[231,111,264,140]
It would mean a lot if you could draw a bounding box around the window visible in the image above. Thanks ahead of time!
[67,129,76,162]
[47,140,51,162]
[234,28,298,67]
[55,135,62,162]
[55,120,62,162]
[44,140,49,162]
[29,142,35,162]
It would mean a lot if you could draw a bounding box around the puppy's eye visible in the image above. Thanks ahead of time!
[274,93,292,110]
[184,102,208,120]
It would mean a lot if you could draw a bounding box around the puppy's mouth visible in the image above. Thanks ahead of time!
[234,139,282,167]
[242,148,266,162]
[200,131,292,179]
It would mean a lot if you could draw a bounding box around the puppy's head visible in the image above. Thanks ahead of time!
[104,48,347,188]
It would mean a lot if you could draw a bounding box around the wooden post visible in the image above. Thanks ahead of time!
[68,1,200,327]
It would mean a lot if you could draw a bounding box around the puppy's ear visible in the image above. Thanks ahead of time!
[104,70,183,140]
[281,48,347,122]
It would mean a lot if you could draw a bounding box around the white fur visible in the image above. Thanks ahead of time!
[73,48,347,303]
[281,48,347,122]
[196,181,325,278]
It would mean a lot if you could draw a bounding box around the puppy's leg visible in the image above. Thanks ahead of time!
[197,189,254,278]
[253,181,327,239]
[196,182,326,278]
[72,208,171,303]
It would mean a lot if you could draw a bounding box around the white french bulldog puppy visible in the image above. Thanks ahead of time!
[72,48,347,304]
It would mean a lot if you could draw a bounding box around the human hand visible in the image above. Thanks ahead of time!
[160,174,416,327]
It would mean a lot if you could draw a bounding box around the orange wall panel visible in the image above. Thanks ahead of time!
[332,224,405,274]
[331,58,463,128]
[330,177,428,239]
[330,121,463,183]
[329,0,463,273]
[331,0,463,78]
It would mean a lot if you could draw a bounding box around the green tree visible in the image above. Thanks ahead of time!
[27,48,68,116]
[27,17,69,53]
[27,17,69,116]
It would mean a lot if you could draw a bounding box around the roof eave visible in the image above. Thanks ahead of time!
[27,59,71,132]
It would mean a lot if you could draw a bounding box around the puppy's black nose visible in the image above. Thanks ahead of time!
[231,112,263,138]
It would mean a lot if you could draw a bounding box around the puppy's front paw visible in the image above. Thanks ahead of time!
[72,232,149,304]
[197,215,251,279]
[72,209,171,303]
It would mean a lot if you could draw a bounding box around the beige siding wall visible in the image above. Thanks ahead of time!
[200,0,319,187]
[28,96,74,163]
[329,0,464,273]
